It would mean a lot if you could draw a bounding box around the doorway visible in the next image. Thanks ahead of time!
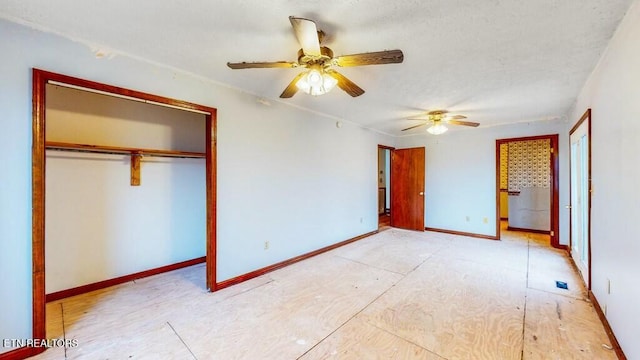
[569,109,591,288]
[31,69,217,352]
[495,135,560,247]
[378,145,393,229]
[377,146,426,231]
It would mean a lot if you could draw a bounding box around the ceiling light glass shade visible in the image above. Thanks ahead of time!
[296,69,338,96]
[427,123,448,135]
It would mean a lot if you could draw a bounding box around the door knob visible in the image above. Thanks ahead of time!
[565,205,572,209]
[419,192,424,196]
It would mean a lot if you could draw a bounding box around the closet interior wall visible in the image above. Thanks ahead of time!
[45,84,207,295]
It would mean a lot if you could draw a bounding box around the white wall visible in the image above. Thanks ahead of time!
[0,18,394,353]
[568,1,640,357]
[507,187,550,231]
[46,84,206,152]
[397,121,568,239]
[45,153,205,293]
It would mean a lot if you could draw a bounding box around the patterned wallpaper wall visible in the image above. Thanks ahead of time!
[500,143,508,189]
[507,139,551,191]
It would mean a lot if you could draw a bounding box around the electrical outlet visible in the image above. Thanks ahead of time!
[483,217,488,224]
[264,241,269,250]
[607,278,611,294]
[360,217,363,223]
[465,216,470,222]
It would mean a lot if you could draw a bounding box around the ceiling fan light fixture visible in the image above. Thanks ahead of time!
[307,69,323,85]
[427,123,448,135]
[296,67,337,96]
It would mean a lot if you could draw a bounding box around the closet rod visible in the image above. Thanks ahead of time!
[45,141,206,159]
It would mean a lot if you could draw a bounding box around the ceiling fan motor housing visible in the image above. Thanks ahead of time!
[297,47,334,67]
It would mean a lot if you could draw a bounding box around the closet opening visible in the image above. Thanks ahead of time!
[31,69,217,353]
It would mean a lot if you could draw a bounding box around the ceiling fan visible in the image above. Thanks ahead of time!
[402,110,480,135]
[227,16,404,98]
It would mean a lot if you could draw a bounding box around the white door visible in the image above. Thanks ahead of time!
[570,118,590,286]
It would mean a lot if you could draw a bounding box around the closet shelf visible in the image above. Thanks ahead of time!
[45,141,205,159]
[46,141,205,186]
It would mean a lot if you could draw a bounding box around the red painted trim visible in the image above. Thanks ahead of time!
[497,134,557,142]
[495,141,502,239]
[506,226,550,235]
[566,253,622,358]
[31,68,46,345]
[425,227,499,240]
[378,144,396,150]
[36,69,214,114]
[206,113,218,291]
[589,291,627,359]
[377,145,394,229]
[0,346,41,360]
[46,257,205,302]
[551,134,560,249]
[216,231,378,290]
[570,108,592,134]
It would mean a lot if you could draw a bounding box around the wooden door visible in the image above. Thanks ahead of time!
[391,147,425,231]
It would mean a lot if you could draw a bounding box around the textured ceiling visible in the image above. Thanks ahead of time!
[0,0,634,136]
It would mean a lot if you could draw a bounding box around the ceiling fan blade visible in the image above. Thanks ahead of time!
[334,50,404,67]
[447,115,467,120]
[280,72,307,98]
[289,16,321,56]
[325,70,365,97]
[227,61,298,69]
[401,123,427,131]
[448,119,480,127]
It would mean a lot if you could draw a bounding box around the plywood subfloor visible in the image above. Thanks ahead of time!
[32,228,616,359]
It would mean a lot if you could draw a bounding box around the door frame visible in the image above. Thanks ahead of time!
[377,145,395,226]
[569,109,592,289]
[31,69,217,351]
[495,134,560,248]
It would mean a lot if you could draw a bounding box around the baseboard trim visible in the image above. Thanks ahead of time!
[589,291,627,359]
[216,230,378,290]
[506,226,550,234]
[0,346,41,360]
[46,256,206,302]
[566,254,624,359]
[424,227,498,240]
